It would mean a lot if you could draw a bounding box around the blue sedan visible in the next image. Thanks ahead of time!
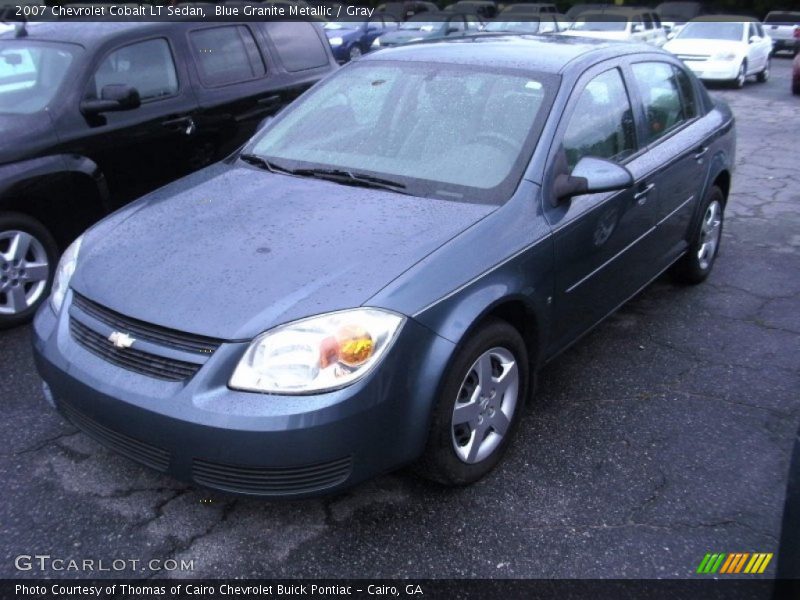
[324,17,399,63]
[33,36,735,497]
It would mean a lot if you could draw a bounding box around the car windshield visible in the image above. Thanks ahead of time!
[248,61,556,203]
[677,21,744,41]
[0,41,78,115]
[570,15,628,31]
[764,12,800,25]
[400,21,438,31]
[485,21,541,33]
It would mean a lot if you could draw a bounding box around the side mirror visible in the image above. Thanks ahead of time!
[80,84,140,116]
[553,157,633,202]
[632,23,644,33]
[749,35,760,44]
[446,27,459,34]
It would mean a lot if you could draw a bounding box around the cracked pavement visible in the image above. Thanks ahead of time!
[1,59,798,580]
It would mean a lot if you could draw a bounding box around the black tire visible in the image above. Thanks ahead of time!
[0,212,59,329]
[670,186,725,285]
[731,61,747,89]
[793,79,800,96]
[757,58,770,83]
[415,318,529,486]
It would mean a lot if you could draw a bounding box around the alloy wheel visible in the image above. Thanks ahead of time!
[349,46,362,60]
[0,230,50,316]
[697,200,722,271]
[451,347,519,464]
[736,63,746,88]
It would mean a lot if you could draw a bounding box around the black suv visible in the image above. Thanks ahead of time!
[0,21,337,327]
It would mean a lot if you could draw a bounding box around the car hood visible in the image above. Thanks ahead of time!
[325,27,360,39]
[0,113,58,166]
[72,163,495,340]
[664,38,744,55]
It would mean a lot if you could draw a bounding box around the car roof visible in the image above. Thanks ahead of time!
[364,34,659,74]
[0,22,179,48]
[691,15,759,22]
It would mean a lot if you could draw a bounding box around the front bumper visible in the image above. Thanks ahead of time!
[773,39,800,52]
[683,59,741,81]
[32,293,455,498]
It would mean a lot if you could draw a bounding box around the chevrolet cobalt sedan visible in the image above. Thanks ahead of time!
[33,36,735,497]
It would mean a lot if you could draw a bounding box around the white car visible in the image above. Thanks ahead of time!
[562,8,668,47]
[664,17,773,88]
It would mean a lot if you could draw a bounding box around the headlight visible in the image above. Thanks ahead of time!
[230,308,405,394]
[50,235,82,314]
[713,51,737,61]
[372,37,381,47]
[328,37,344,47]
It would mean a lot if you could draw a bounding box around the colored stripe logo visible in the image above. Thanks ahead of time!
[696,553,773,574]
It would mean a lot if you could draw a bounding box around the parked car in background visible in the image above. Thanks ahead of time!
[33,36,735,498]
[763,11,800,56]
[664,17,772,88]
[563,7,667,47]
[377,1,440,21]
[373,12,482,48]
[499,3,557,16]
[443,1,497,20]
[324,16,399,62]
[565,3,608,20]
[483,14,563,34]
[656,1,704,37]
[793,52,800,95]
[0,21,337,328]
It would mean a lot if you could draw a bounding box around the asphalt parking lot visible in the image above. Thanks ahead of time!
[1,57,798,580]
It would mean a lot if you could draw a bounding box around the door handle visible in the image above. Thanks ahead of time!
[693,146,709,160]
[162,116,195,135]
[634,183,655,205]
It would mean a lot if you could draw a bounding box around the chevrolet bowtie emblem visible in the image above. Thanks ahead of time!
[108,331,136,349]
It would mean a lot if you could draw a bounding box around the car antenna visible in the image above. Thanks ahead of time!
[15,22,28,38]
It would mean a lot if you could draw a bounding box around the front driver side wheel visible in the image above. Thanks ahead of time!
[349,45,362,61]
[757,58,770,83]
[415,318,529,485]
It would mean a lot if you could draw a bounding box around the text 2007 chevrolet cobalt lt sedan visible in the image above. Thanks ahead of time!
[33,36,735,497]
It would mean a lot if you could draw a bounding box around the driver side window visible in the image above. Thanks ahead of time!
[562,68,636,169]
[89,39,178,102]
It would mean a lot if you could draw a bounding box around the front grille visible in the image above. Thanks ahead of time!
[70,318,201,382]
[72,293,221,355]
[192,456,353,495]
[61,403,170,472]
[677,54,710,62]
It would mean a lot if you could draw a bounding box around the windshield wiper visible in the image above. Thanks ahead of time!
[240,155,410,195]
[292,168,409,194]
[239,153,296,175]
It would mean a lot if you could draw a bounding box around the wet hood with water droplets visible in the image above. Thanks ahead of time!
[72,162,494,340]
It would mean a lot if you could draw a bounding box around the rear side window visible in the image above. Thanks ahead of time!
[263,22,329,72]
[673,66,698,120]
[562,68,636,169]
[632,62,687,143]
[190,26,265,87]
[92,39,177,101]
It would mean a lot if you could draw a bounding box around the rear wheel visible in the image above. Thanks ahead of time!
[0,212,58,329]
[671,186,724,285]
[415,318,529,485]
[757,58,770,83]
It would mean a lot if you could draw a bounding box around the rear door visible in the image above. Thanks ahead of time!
[628,60,707,269]
[55,34,198,206]
[544,64,659,354]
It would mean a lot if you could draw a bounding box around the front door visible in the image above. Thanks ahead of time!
[543,65,659,355]
[55,36,198,206]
